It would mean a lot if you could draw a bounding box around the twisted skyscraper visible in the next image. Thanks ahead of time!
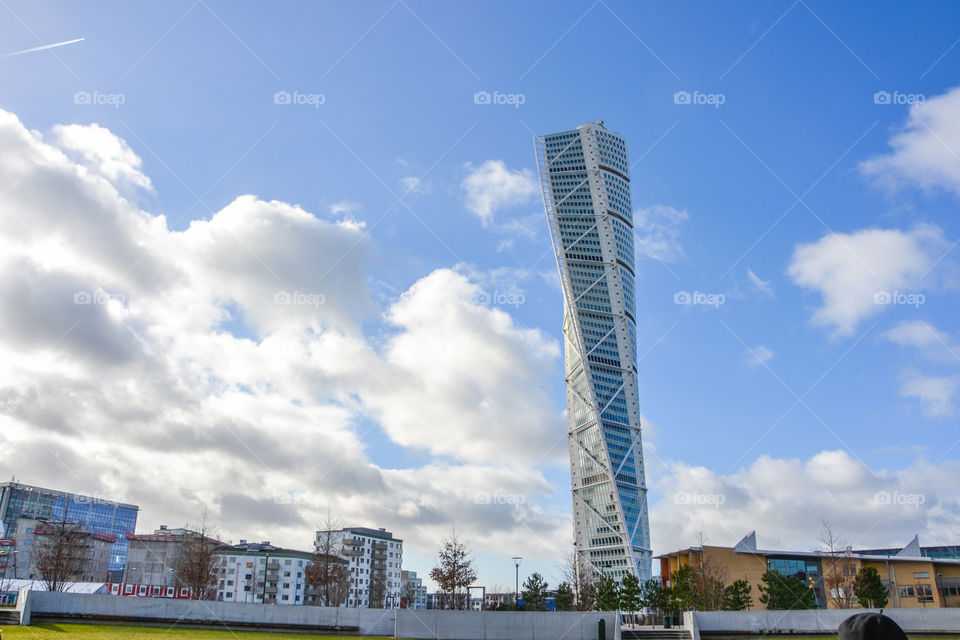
[535,121,651,581]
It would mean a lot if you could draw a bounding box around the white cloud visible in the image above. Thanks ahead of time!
[0,109,569,573]
[745,344,774,367]
[861,86,960,196]
[650,450,960,555]
[50,122,154,192]
[787,225,948,336]
[885,320,951,350]
[328,199,361,217]
[747,268,773,296]
[635,204,689,263]
[399,175,432,196]
[900,374,957,417]
[461,160,538,225]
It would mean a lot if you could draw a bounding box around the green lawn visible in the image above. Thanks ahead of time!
[1,623,392,639]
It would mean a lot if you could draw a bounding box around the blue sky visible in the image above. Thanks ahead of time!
[1,0,959,591]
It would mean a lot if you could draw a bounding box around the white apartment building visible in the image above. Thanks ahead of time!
[316,526,402,608]
[216,541,312,605]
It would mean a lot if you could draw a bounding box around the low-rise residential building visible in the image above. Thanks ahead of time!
[124,525,200,587]
[316,526,402,608]
[657,531,960,610]
[401,570,427,609]
[216,540,312,605]
[12,517,115,582]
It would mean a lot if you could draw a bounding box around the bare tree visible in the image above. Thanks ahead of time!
[174,514,222,600]
[559,548,598,611]
[368,562,387,608]
[400,576,418,608]
[34,515,93,592]
[306,513,351,607]
[819,521,856,609]
[694,532,728,610]
[429,531,476,610]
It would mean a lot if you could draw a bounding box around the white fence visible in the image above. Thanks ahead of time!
[395,609,619,640]
[19,590,395,635]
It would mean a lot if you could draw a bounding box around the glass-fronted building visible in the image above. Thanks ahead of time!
[0,482,139,581]
[535,121,651,581]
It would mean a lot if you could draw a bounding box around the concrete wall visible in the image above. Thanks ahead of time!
[694,609,960,635]
[395,609,620,640]
[22,591,395,635]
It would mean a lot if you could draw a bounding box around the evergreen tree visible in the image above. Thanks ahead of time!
[555,581,575,611]
[758,570,816,610]
[619,573,642,612]
[595,575,621,611]
[721,579,753,611]
[521,572,549,611]
[670,565,698,611]
[853,566,889,609]
[640,578,671,616]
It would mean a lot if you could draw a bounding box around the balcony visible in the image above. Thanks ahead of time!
[372,551,387,560]
[372,542,387,550]
[266,562,280,570]
[342,537,362,546]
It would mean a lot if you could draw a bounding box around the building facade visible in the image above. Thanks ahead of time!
[316,526,402,608]
[536,121,652,581]
[401,569,427,609]
[657,532,960,610]
[0,482,138,581]
[12,517,115,583]
[216,541,313,605]
[124,525,199,588]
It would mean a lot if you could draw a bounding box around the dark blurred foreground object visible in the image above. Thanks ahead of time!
[839,612,908,640]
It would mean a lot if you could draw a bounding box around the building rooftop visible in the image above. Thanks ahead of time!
[342,526,403,542]
[217,541,313,557]
[657,531,960,566]
[0,481,139,511]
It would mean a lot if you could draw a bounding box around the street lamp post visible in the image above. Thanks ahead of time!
[512,556,522,611]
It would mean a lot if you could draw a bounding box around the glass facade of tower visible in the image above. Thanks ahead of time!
[535,121,651,581]
[0,482,139,579]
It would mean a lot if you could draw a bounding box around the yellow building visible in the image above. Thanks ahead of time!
[656,532,960,610]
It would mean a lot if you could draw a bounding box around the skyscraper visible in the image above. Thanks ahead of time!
[535,121,651,581]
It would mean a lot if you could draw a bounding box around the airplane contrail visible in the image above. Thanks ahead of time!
[1,37,85,58]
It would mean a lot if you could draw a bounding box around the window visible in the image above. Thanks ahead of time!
[914,572,930,579]
[899,586,916,597]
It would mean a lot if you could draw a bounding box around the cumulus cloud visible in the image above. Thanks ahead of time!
[787,225,948,336]
[0,110,568,571]
[50,122,154,192]
[650,450,960,554]
[635,204,689,263]
[899,374,957,418]
[861,86,960,196]
[461,160,538,225]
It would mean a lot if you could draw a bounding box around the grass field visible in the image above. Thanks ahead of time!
[0,623,393,639]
